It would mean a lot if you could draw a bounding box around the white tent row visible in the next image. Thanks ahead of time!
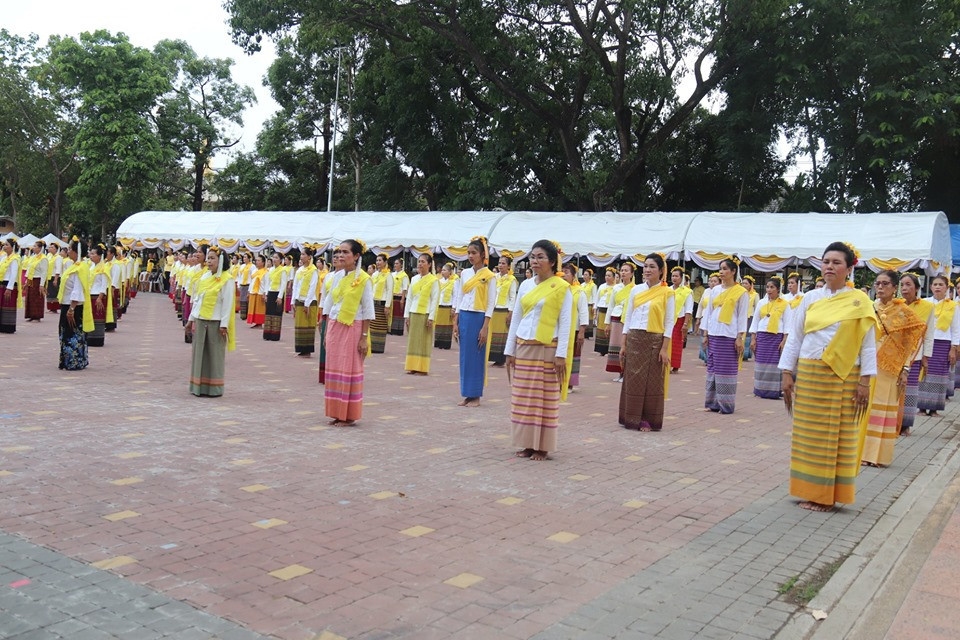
[0,232,68,248]
[115,210,951,273]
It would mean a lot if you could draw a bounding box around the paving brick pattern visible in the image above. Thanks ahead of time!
[0,292,955,639]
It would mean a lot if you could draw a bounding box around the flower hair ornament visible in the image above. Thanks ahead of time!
[470,235,489,258]
[671,265,685,274]
[709,272,720,279]
[742,274,755,284]
[787,272,801,281]
[768,275,783,286]
[605,266,617,274]
[842,242,861,265]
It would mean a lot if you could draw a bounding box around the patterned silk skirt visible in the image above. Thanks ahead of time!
[263,291,283,341]
[605,318,623,373]
[670,317,685,369]
[294,301,318,354]
[58,304,88,370]
[189,319,226,397]
[753,332,783,399]
[434,306,453,349]
[510,340,560,453]
[918,339,951,412]
[901,360,922,431]
[488,308,509,365]
[325,320,365,421]
[404,312,434,373]
[593,307,609,355]
[619,330,666,430]
[705,335,739,414]
[371,300,389,353]
[25,277,44,320]
[0,284,18,333]
[862,369,903,466]
[390,296,405,335]
[237,284,250,320]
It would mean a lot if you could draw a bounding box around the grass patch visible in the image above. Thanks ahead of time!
[780,556,848,606]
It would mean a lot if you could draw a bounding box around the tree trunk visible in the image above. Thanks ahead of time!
[192,154,206,211]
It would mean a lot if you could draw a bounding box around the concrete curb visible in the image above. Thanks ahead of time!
[774,414,960,640]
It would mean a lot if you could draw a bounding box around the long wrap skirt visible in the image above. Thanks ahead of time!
[25,278,44,320]
[901,360,922,431]
[106,287,120,331]
[404,312,434,373]
[285,280,294,313]
[458,310,489,398]
[670,317,685,369]
[585,304,595,339]
[182,294,193,343]
[238,284,250,320]
[318,316,328,384]
[175,287,183,319]
[488,308,509,365]
[790,360,864,505]
[510,340,560,453]
[263,291,282,341]
[189,319,226,397]
[325,320,364,421]
[371,301,389,353]
[918,338,951,412]
[0,284,18,333]
[569,336,582,388]
[58,305,88,370]
[88,297,107,347]
[705,334,739,414]
[949,363,956,399]
[753,332,784,399]
[434,306,453,349]
[390,295,405,335]
[593,307,609,355]
[246,292,265,326]
[605,318,623,373]
[294,301,318,355]
[862,370,903,466]
[46,278,60,312]
[742,326,754,361]
[619,330,666,431]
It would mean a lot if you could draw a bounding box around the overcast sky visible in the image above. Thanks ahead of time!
[6,0,280,165]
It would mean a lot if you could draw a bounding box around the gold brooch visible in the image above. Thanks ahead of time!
[852,300,861,307]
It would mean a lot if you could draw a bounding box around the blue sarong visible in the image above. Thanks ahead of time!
[459,310,488,398]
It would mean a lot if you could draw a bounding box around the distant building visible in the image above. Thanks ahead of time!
[0,216,14,234]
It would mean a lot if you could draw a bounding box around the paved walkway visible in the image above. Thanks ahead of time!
[1,292,957,639]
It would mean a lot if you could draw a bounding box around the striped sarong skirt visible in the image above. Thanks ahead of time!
[371,301,389,353]
[790,359,864,505]
[189,319,226,397]
[458,310,489,398]
[606,318,623,373]
[619,330,666,431]
[263,291,282,341]
[670,317,685,369]
[390,296,405,335]
[434,306,453,349]
[585,304,594,339]
[46,278,60,312]
[175,287,183,318]
[705,334,739,414]
[285,281,293,313]
[58,304,88,370]
[294,301,318,354]
[489,308,509,365]
[88,297,107,347]
[325,320,364,421]
[25,278,44,320]
[742,327,753,361]
[0,284,18,333]
[247,293,265,325]
[918,339,951,412]
[955,360,960,390]
[753,332,783,399]
[862,370,903,466]
[510,340,560,453]
[901,360,922,431]
[318,315,328,384]
[404,312,433,373]
[569,336,583,388]
[238,284,250,320]
[594,307,609,355]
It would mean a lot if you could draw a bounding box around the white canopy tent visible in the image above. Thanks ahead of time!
[115,210,951,273]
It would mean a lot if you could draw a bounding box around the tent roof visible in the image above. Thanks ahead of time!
[951,225,960,267]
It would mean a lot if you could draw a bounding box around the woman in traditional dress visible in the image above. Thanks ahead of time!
[186,249,236,397]
[561,262,588,390]
[741,275,759,361]
[779,242,877,512]
[0,238,23,333]
[505,240,573,460]
[606,262,635,381]
[452,236,497,407]
[695,273,720,364]
[322,239,374,426]
[370,253,393,353]
[391,257,409,335]
[87,244,114,348]
[490,256,518,367]
[900,273,934,436]
[783,272,804,307]
[434,262,456,349]
[317,251,338,384]
[293,248,320,356]
[263,253,288,341]
[815,276,825,289]
[24,241,48,322]
[237,253,254,320]
[283,254,295,314]
[582,269,597,339]
[106,246,123,329]
[594,267,616,356]
[918,274,959,416]
[861,270,927,467]
[618,254,674,431]
[669,266,693,373]
[404,253,440,375]
[56,239,92,370]
[246,255,268,327]
[703,259,749,414]
[749,276,789,399]
[46,243,63,312]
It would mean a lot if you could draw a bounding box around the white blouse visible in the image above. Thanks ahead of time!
[704,284,750,338]
[293,268,319,306]
[925,297,960,345]
[573,288,588,328]
[596,283,614,308]
[90,270,109,296]
[778,287,877,376]
[2,255,20,288]
[674,288,694,318]
[372,270,393,303]
[50,254,63,277]
[622,283,675,337]
[189,273,236,328]
[321,268,375,323]
[494,275,518,310]
[911,302,935,361]
[61,271,86,304]
[605,283,628,322]
[404,274,440,321]
[750,296,792,335]
[452,266,497,317]
[504,277,573,358]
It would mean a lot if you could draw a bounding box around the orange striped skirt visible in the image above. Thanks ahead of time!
[510,340,560,453]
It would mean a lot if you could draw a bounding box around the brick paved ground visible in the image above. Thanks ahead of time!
[0,291,956,639]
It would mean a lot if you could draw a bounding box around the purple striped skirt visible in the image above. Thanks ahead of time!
[918,339,951,412]
[705,334,739,414]
[753,332,783,399]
